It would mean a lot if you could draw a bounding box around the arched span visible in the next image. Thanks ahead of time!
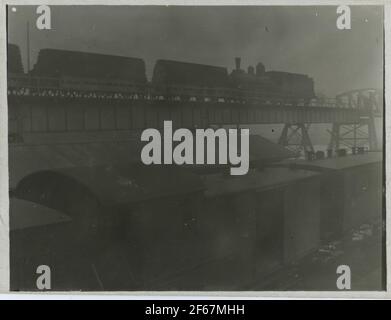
[15,170,101,219]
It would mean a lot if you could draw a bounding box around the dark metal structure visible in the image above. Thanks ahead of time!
[278,123,314,154]
[7,44,24,74]
[328,89,381,151]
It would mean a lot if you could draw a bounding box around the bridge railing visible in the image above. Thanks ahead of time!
[7,74,303,103]
[7,74,381,114]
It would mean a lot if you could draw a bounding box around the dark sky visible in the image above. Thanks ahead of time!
[7,5,383,96]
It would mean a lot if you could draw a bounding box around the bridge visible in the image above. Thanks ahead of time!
[8,74,382,154]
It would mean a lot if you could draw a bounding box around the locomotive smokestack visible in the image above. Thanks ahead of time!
[235,57,241,70]
[256,62,265,76]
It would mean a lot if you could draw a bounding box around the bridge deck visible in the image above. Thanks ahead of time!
[8,96,371,138]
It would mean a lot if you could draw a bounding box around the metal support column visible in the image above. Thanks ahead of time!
[278,123,314,155]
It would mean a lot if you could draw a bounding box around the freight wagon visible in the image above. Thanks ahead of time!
[31,48,148,84]
[316,153,383,240]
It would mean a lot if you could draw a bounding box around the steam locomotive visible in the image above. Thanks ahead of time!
[8,44,315,102]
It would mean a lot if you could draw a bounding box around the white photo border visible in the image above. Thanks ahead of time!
[0,0,389,299]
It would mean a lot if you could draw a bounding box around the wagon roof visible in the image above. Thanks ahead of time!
[266,71,311,79]
[204,166,320,197]
[50,163,205,206]
[283,152,382,171]
[10,198,71,231]
[155,59,227,71]
[248,134,296,162]
[152,59,229,86]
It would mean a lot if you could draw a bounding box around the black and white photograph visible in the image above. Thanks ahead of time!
[4,3,386,292]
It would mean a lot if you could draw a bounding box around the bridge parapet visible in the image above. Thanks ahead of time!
[7,74,379,114]
[8,96,367,141]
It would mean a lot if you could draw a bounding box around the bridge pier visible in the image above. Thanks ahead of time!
[278,123,314,155]
[328,88,380,152]
[328,118,378,152]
